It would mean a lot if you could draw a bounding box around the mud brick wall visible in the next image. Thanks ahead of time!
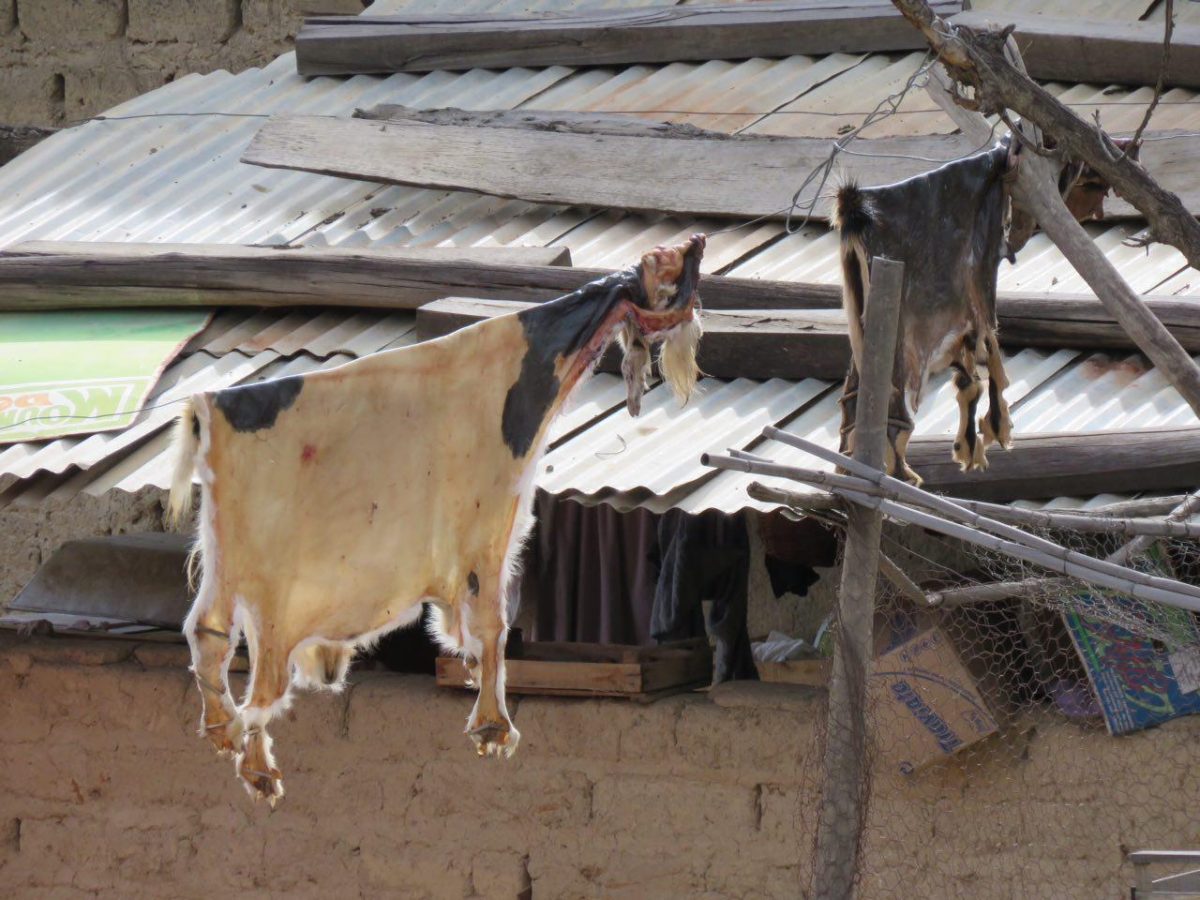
[0,0,303,127]
[2,634,1198,898]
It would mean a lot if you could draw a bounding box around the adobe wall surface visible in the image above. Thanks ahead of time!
[0,486,171,611]
[0,1,304,127]
[1,634,1197,899]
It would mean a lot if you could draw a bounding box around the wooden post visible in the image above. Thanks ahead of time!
[811,257,904,899]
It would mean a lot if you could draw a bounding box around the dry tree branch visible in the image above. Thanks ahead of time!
[1129,0,1174,154]
[890,0,1200,271]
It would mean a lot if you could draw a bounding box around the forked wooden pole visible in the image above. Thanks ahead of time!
[811,256,903,899]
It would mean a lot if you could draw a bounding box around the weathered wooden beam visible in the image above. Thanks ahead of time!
[417,298,851,381]
[992,293,1200,351]
[415,295,1200,379]
[0,124,57,167]
[907,427,1200,501]
[5,242,1199,362]
[0,241,838,312]
[295,1,963,76]
[242,114,971,222]
[355,104,1198,222]
[243,108,1200,222]
[950,11,1200,89]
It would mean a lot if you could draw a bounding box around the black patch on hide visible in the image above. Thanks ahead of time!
[501,271,639,458]
[213,376,304,433]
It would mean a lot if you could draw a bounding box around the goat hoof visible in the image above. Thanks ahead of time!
[469,722,520,759]
[202,714,242,757]
[951,440,972,472]
[971,442,989,472]
[238,758,285,805]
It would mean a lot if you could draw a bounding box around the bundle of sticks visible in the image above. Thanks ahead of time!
[703,426,1200,612]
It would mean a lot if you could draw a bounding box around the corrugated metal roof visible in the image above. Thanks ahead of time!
[535,347,1106,514]
[0,0,1196,514]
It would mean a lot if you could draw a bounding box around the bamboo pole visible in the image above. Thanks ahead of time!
[1078,494,1192,519]
[947,497,1200,538]
[932,488,1200,605]
[709,446,1200,608]
[811,256,903,900]
[833,487,1200,611]
[759,429,1200,605]
[719,452,1200,537]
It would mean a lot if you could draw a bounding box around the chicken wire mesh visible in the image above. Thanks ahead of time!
[801,513,1200,898]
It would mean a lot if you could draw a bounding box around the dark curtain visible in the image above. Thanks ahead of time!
[520,492,754,682]
[521,491,659,645]
[649,508,755,682]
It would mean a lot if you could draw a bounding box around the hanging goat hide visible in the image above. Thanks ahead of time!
[835,144,1013,483]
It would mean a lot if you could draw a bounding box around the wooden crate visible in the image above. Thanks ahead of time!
[755,658,832,687]
[436,637,712,701]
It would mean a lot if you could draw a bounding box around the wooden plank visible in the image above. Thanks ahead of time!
[521,637,708,664]
[0,125,57,167]
[1,240,573,268]
[241,114,979,222]
[0,241,839,312]
[993,293,1200,351]
[296,1,963,76]
[417,298,852,381]
[416,296,1200,381]
[6,242,1200,359]
[910,427,1200,502]
[638,648,714,694]
[436,656,645,694]
[951,11,1200,89]
[294,0,368,14]
[756,659,832,686]
[242,111,1200,222]
[436,640,712,697]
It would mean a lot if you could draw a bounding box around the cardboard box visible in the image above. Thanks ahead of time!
[869,626,999,774]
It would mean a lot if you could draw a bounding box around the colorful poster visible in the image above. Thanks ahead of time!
[1063,547,1200,735]
[0,309,209,444]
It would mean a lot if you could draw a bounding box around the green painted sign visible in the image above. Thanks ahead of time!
[0,310,210,444]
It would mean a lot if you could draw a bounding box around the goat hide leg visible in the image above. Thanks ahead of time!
[837,368,860,462]
[951,357,987,472]
[888,418,922,486]
[979,334,1014,451]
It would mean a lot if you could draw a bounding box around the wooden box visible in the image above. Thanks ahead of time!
[436,637,712,701]
[755,658,832,687]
